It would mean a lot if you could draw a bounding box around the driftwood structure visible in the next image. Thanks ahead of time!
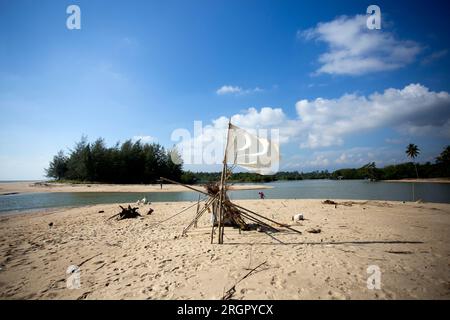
[160,120,302,244]
[160,176,302,245]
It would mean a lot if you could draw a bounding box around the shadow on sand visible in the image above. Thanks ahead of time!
[223,240,424,246]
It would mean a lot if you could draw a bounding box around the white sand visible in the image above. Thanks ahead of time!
[0,199,449,299]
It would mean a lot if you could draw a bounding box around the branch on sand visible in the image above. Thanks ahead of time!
[222,261,268,300]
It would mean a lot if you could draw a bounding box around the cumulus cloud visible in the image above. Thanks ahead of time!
[171,107,287,167]
[216,85,263,96]
[300,15,422,75]
[295,83,450,148]
[174,83,450,170]
[283,146,409,171]
[132,135,156,144]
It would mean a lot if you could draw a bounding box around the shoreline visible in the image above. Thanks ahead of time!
[0,198,421,218]
[0,199,449,299]
[0,181,272,196]
[384,178,450,184]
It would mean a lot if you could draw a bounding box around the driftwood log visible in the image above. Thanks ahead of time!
[107,205,141,221]
[118,205,141,219]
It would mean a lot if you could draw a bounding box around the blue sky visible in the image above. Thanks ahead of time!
[1,0,450,179]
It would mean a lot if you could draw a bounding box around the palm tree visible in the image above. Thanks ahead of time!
[406,144,420,177]
[405,144,420,201]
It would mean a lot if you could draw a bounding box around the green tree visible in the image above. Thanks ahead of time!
[66,136,91,181]
[45,150,68,180]
[361,162,380,181]
[406,144,420,178]
[405,143,420,200]
[436,145,450,177]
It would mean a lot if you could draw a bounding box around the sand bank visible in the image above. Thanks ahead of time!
[0,182,271,195]
[0,199,449,300]
[384,178,450,184]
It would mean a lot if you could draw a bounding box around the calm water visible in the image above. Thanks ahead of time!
[0,180,449,214]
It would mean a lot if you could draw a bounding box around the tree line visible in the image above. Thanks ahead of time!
[183,145,450,183]
[46,136,182,183]
[332,145,450,180]
[47,138,450,184]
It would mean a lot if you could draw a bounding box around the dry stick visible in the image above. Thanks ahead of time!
[149,200,205,229]
[183,197,211,233]
[78,253,102,267]
[218,121,232,244]
[232,203,302,235]
[160,177,210,196]
[106,213,120,221]
[183,197,215,235]
[194,194,201,228]
[210,199,218,244]
[183,203,209,235]
[263,231,286,244]
[183,194,220,236]
[222,261,268,300]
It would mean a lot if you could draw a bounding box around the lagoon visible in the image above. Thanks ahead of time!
[0,180,449,214]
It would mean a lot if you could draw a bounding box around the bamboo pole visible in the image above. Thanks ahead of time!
[159,177,210,196]
[217,166,226,244]
[210,198,218,244]
[194,194,201,228]
[217,120,232,244]
[183,197,215,235]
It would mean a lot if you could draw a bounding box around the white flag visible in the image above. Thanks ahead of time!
[225,124,280,175]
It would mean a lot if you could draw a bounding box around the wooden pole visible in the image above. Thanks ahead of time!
[217,120,232,244]
[160,177,210,196]
[217,166,226,244]
[210,198,218,244]
[194,194,201,228]
[183,197,215,235]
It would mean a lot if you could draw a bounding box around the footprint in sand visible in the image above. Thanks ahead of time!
[270,275,285,289]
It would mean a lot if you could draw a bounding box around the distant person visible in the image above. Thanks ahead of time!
[258,191,265,199]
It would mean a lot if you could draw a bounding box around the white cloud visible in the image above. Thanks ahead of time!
[216,85,263,96]
[132,135,157,144]
[295,83,450,148]
[174,83,450,170]
[283,147,411,171]
[228,84,450,150]
[421,49,448,65]
[385,138,404,145]
[300,15,422,75]
[216,85,242,95]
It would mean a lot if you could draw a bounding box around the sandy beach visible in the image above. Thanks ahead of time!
[0,199,449,300]
[0,182,272,195]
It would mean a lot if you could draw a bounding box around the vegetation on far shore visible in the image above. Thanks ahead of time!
[46,137,450,184]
